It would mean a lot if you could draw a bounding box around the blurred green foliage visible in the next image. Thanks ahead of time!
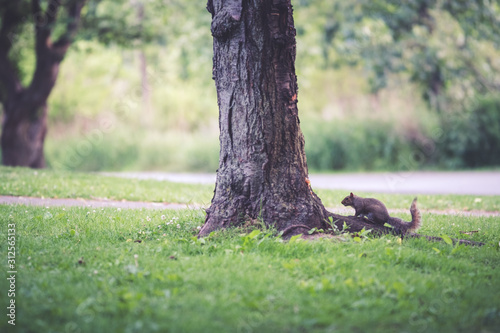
[303,119,414,172]
[437,95,500,169]
[1,0,499,172]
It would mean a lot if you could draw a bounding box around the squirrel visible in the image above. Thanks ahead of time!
[341,192,421,234]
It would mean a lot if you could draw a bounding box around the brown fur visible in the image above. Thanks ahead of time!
[341,192,421,233]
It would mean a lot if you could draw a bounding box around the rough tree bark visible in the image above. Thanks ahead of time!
[0,0,85,168]
[200,0,321,236]
[198,0,485,247]
[200,0,385,238]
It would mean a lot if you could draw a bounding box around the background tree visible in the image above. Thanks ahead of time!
[0,0,162,168]
[0,0,86,167]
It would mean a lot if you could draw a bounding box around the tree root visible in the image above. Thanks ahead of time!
[280,212,485,247]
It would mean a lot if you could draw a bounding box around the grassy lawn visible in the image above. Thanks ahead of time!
[0,166,213,205]
[0,204,499,333]
[1,166,499,332]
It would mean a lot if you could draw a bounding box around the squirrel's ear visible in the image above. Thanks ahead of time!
[350,192,354,197]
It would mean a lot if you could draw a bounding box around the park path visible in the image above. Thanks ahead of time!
[1,171,499,215]
[102,170,500,196]
[0,195,193,210]
[1,195,498,217]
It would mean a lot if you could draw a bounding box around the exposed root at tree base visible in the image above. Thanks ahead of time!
[280,212,485,247]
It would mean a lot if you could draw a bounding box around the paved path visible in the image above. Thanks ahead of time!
[2,171,498,214]
[102,171,500,196]
[0,195,194,210]
[2,195,498,216]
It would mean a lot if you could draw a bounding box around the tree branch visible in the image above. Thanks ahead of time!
[28,0,86,106]
[52,0,87,54]
[0,2,24,98]
[32,0,60,54]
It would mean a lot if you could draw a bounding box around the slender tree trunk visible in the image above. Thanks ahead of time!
[200,0,332,236]
[138,50,152,127]
[135,1,152,127]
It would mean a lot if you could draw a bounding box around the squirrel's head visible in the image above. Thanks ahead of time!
[341,192,355,206]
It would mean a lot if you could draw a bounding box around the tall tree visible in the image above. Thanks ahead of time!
[0,0,86,167]
[200,0,374,237]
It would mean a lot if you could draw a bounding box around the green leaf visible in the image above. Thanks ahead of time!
[441,234,453,246]
[247,229,261,239]
[342,221,349,231]
[289,234,303,243]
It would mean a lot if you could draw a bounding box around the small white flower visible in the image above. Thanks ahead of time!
[146,216,151,222]
[93,210,96,213]
[197,226,201,230]
[93,270,98,274]
[177,224,181,229]
[161,215,166,220]
[117,208,121,212]
[134,254,138,259]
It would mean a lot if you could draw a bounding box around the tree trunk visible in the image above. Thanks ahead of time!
[1,91,48,168]
[200,0,333,236]
[138,50,152,127]
[0,0,85,168]
[198,0,486,246]
[199,0,417,239]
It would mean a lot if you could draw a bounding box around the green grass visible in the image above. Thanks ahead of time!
[1,204,499,333]
[0,166,213,205]
[2,166,499,212]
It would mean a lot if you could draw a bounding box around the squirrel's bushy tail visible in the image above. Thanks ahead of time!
[389,197,421,233]
[409,197,421,231]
